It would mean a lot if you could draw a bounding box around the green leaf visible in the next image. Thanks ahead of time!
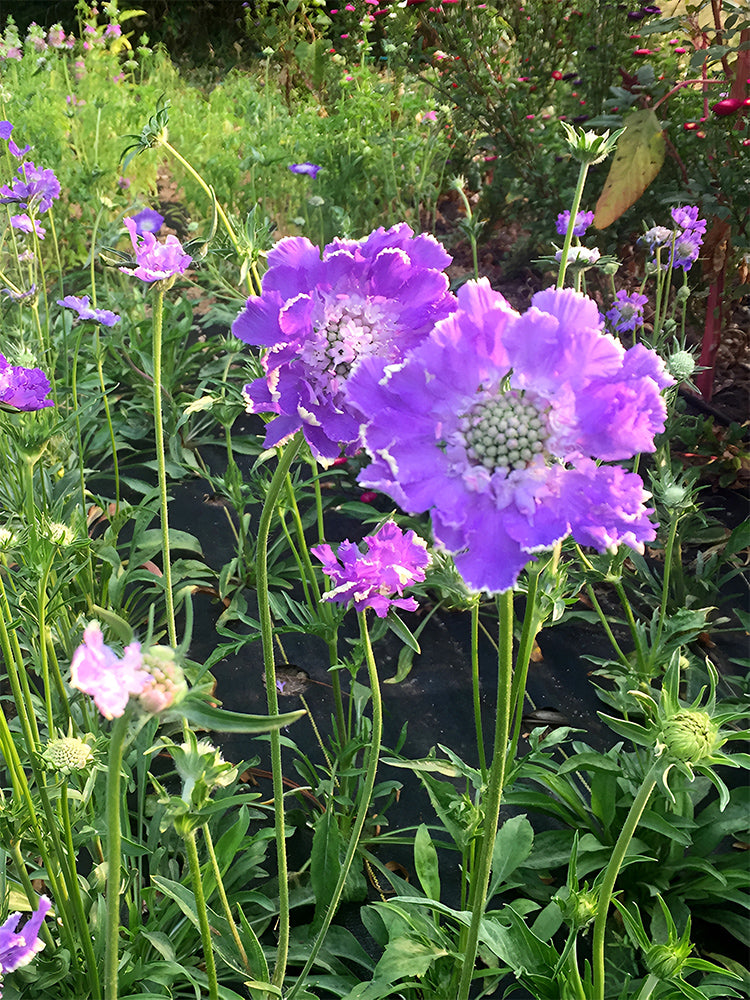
[139,929,176,962]
[178,696,305,733]
[311,807,342,932]
[386,611,421,654]
[594,108,665,228]
[375,937,449,982]
[414,824,441,901]
[385,644,415,684]
[488,815,534,900]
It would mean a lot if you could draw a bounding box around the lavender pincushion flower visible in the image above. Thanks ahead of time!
[606,289,648,333]
[0,895,51,988]
[348,280,673,593]
[70,622,147,720]
[556,209,594,237]
[289,162,321,178]
[312,522,430,617]
[131,207,165,235]
[232,224,456,462]
[0,353,53,411]
[0,162,60,213]
[119,217,192,283]
[58,294,120,327]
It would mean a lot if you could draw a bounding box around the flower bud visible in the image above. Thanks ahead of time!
[660,710,722,763]
[666,350,696,382]
[138,645,187,714]
[43,736,94,774]
[646,939,691,979]
[554,886,598,929]
[711,98,744,117]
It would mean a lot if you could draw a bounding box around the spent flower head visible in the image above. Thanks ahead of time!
[560,121,624,165]
[43,734,94,774]
[349,280,672,593]
[233,224,455,463]
[312,521,430,617]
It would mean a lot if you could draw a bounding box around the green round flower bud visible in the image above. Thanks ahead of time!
[138,645,187,714]
[43,736,93,774]
[554,887,598,929]
[666,350,696,382]
[646,940,691,980]
[660,710,721,763]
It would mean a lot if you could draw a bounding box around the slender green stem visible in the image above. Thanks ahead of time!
[652,514,680,659]
[584,583,631,671]
[456,589,515,1000]
[104,713,130,1000]
[60,780,102,997]
[469,598,486,778]
[591,762,659,1000]
[556,163,590,289]
[507,564,544,764]
[184,827,219,1000]
[255,432,304,988]
[202,823,250,973]
[151,288,177,646]
[287,608,383,1000]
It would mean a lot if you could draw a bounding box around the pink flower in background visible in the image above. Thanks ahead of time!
[312,522,430,617]
[70,622,147,719]
[119,217,192,283]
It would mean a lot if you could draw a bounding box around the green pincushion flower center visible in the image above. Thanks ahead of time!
[459,391,546,472]
[44,736,93,772]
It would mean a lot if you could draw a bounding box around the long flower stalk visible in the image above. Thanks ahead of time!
[286,607,383,1000]
[456,589,515,1000]
[104,713,130,1000]
[556,161,590,290]
[183,827,219,1000]
[255,432,305,988]
[151,286,177,646]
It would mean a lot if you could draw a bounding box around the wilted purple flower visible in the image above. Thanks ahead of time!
[0,162,60,213]
[641,225,672,249]
[131,207,164,235]
[556,209,595,237]
[233,224,455,463]
[10,214,45,239]
[8,137,31,158]
[289,162,321,178]
[0,353,53,411]
[312,522,430,616]
[555,246,600,266]
[0,895,50,985]
[58,295,120,327]
[2,285,36,304]
[349,281,672,593]
[606,289,648,333]
[70,622,147,720]
[119,217,192,284]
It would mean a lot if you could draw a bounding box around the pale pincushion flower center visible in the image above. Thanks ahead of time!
[459,391,546,473]
[310,295,396,383]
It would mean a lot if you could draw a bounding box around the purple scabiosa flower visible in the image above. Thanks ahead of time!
[70,622,148,720]
[670,204,706,237]
[311,521,430,616]
[348,280,673,593]
[556,209,595,237]
[131,207,164,235]
[0,162,60,213]
[0,353,53,411]
[119,217,192,284]
[641,225,672,249]
[554,246,600,266]
[233,224,455,463]
[606,289,648,333]
[671,230,703,271]
[289,162,321,178]
[0,121,11,140]
[0,895,51,987]
[57,295,120,327]
[10,214,45,239]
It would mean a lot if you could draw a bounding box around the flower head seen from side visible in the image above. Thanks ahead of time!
[70,622,148,720]
[119,217,192,284]
[349,280,673,593]
[10,214,45,239]
[555,209,595,237]
[0,353,53,411]
[131,207,165,235]
[0,895,51,988]
[0,162,60,213]
[606,289,648,333]
[311,521,430,617]
[289,162,321,178]
[232,223,456,463]
[58,294,120,327]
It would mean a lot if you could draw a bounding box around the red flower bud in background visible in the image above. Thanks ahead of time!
[710,97,744,116]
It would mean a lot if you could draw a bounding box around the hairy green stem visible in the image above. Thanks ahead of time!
[556,162,590,289]
[470,598,486,778]
[203,823,250,973]
[256,432,304,988]
[104,713,130,1000]
[456,589,515,1000]
[287,608,383,1000]
[591,762,659,1000]
[184,827,219,1000]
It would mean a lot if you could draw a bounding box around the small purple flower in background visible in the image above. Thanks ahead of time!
[10,214,45,239]
[641,225,672,249]
[233,223,455,463]
[119,217,192,284]
[2,285,36,304]
[0,162,60,213]
[131,207,165,235]
[671,230,703,271]
[0,353,53,411]
[0,121,11,140]
[58,295,120,327]
[348,280,672,593]
[556,209,595,237]
[606,289,648,333]
[289,162,322,179]
[0,895,51,990]
[70,622,147,720]
[312,522,430,617]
